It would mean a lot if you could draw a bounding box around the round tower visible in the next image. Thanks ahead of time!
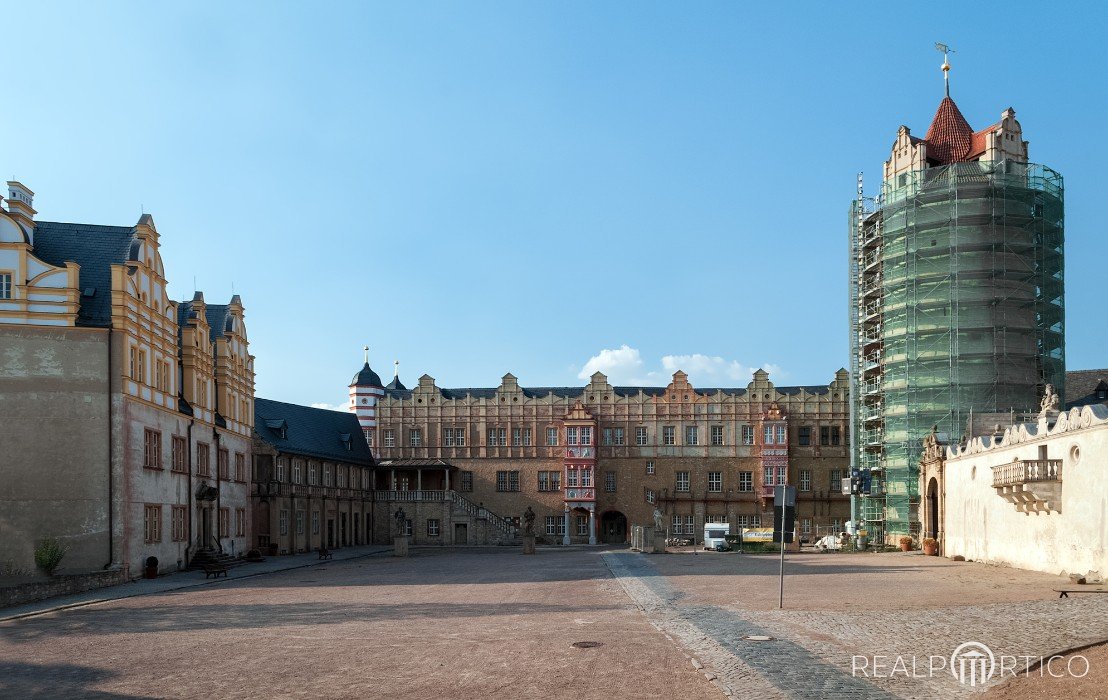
[349,346,385,451]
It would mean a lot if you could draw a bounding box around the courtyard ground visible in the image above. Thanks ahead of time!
[0,546,1104,698]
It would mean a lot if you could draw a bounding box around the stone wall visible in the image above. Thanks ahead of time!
[0,567,129,609]
[0,326,112,573]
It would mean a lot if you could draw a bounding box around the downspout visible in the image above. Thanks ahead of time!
[184,418,194,565]
[104,328,114,569]
[214,425,222,553]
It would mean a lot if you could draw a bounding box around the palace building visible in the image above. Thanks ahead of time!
[0,180,255,576]
[358,359,853,546]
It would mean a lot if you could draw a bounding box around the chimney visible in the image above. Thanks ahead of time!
[6,181,36,234]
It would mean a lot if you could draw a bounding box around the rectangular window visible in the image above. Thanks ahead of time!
[776,425,786,444]
[567,427,578,445]
[708,472,722,492]
[646,460,655,475]
[365,430,374,447]
[605,471,616,492]
[581,468,592,487]
[547,427,558,446]
[383,429,395,448]
[580,427,592,445]
[830,469,842,491]
[198,442,211,477]
[538,471,552,491]
[219,507,229,538]
[0,272,11,299]
[455,428,465,447]
[566,468,578,487]
[409,429,422,447]
[144,504,162,543]
[235,508,245,537]
[777,466,786,484]
[143,429,162,469]
[603,428,613,445]
[217,449,229,480]
[557,515,567,536]
[738,471,753,491]
[576,515,588,536]
[171,505,187,542]
[831,426,841,446]
[279,510,289,536]
[764,425,774,445]
[308,463,318,485]
[636,427,648,446]
[820,426,830,446]
[800,470,812,491]
[685,426,698,445]
[546,516,557,536]
[443,428,455,447]
[324,465,332,487]
[487,427,506,446]
[292,460,302,484]
[676,471,690,492]
[311,510,320,535]
[614,427,624,445]
[523,428,532,446]
[672,514,681,532]
[764,466,774,486]
[742,425,754,445]
[427,519,440,537]
[711,426,724,446]
[646,489,655,504]
[684,515,694,535]
[235,453,246,482]
[404,519,413,537]
[663,426,675,445]
[296,510,305,535]
[801,518,812,536]
[513,427,522,446]
[460,471,473,492]
[171,436,187,472]
[496,471,520,492]
[337,466,346,488]
[798,426,811,446]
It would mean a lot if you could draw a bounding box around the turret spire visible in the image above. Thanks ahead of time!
[363,344,369,364]
[935,42,954,97]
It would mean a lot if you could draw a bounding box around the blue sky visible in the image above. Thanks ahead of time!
[7,1,1106,407]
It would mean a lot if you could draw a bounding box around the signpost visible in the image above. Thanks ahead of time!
[774,485,797,609]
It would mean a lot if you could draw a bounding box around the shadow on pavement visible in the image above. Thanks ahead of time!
[0,660,143,698]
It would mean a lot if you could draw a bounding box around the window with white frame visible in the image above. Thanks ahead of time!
[663,426,675,445]
[801,518,812,536]
[323,465,332,486]
[776,425,786,444]
[764,425,774,444]
[556,516,566,536]
[711,425,724,445]
[581,468,592,487]
[409,429,422,447]
[547,427,558,445]
[763,466,774,486]
[513,428,522,446]
[777,466,786,484]
[0,272,11,299]
[741,425,754,445]
[800,469,812,491]
[580,427,592,445]
[685,426,698,445]
[427,519,440,537]
[576,515,588,536]
[636,427,648,446]
[443,427,456,447]
[383,429,395,448]
[738,471,753,491]
[676,471,690,492]
[566,468,578,487]
[312,510,320,535]
[684,515,695,534]
[279,509,289,536]
[672,514,681,532]
[308,463,317,485]
[614,427,624,445]
[604,471,616,492]
[603,428,612,445]
[523,428,532,446]
[546,516,557,535]
[567,427,578,445]
[645,489,655,504]
[708,472,722,492]
[404,519,413,537]
[487,427,506,446]
[292,461,302,484]
[296,510,305,535]
[646,460,655,475]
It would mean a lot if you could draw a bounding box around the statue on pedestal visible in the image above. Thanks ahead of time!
[393,507,407,535]
[523,506,535,536]
[1040,383,1060,416]
[652,508,665,533]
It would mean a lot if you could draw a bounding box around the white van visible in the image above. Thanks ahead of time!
[703,523,731,551]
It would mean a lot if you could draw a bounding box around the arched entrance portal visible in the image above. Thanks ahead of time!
[599,511,627,545]
[926,477,939,540]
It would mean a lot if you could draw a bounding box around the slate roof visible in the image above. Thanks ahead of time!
[30,221,137,327]
[204,304,232,342]
[1065,369,1108,409]
[254,398,375,466]
[351,362,383,388]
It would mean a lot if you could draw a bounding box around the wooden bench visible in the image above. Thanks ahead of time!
[317,548,333,560]
[204,562,229,579]
[1054,589,1108,598]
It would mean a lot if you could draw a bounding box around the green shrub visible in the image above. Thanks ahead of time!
[34,537,68,576]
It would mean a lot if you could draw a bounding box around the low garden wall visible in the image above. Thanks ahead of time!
[0,567,130,609]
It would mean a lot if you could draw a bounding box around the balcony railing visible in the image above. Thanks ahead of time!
[992,459,1062,488]
[373,490,449,502]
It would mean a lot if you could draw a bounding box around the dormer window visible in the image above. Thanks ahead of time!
[340,433,352,451]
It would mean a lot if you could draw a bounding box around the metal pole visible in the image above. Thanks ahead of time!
[778,524,785,609]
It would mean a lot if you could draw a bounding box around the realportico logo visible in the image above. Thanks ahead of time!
[852,641,1090,686]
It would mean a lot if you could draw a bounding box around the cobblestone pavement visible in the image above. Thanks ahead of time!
[0,547,715,699]
[604,550,1108,699]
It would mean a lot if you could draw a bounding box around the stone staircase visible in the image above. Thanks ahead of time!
[188,548,247,571]
[449,491,519,544]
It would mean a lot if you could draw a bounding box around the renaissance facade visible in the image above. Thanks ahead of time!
[0,180,255,576]
[358,361,852,545]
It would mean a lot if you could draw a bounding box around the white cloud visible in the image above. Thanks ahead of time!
[311,401,348,412]
[579,346,786,387]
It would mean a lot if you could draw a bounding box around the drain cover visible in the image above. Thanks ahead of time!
[743,635,774,642]
[571,641,603,649]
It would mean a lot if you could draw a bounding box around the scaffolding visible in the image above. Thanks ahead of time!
[849,159,1064,542]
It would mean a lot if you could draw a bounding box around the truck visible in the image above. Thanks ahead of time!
[703,522,732,551]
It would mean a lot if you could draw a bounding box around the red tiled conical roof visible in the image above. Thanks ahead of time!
[924,96,974,164]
